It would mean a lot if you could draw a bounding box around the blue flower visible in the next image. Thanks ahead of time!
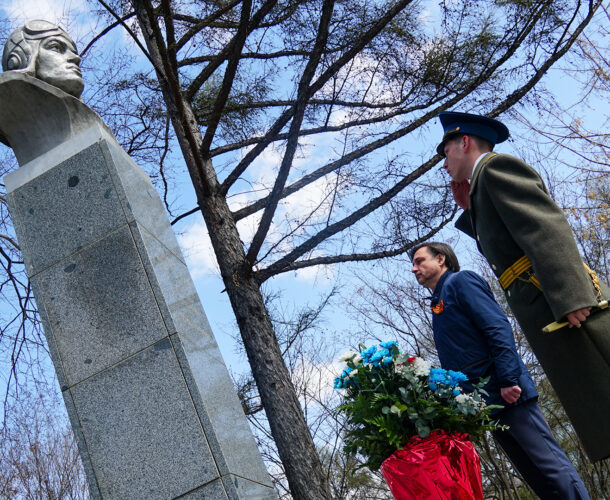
[361,345,377,363]
[369,350,386,365]
[453,389,461,396]
[333,377,343,389]
[381,356,393,365]
[429,368,449,384]
[429,383,438,391]
[448,370,468,386]
[371,351,384,360]
[379,341,397,349]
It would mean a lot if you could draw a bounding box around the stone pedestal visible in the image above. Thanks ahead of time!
[2,75,275,500]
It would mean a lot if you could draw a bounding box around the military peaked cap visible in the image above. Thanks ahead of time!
[437,111,509,156]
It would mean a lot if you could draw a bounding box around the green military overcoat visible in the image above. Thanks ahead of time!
[456,152,610,461]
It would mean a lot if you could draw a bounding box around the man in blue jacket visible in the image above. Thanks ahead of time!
[411,242,589,500]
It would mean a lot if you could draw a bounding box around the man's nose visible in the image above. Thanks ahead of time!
[69,51,82,64]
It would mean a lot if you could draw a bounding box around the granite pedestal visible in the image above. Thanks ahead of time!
[1,75,275,500]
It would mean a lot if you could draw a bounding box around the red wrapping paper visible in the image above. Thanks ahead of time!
[380,431,483,500]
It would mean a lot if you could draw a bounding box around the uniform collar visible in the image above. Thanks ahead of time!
[469,152,497,196]
[431,270,452,304]
[471,152,489,178]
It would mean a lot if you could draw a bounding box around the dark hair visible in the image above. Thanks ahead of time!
[409,242,460,272]
[447,133,493,152]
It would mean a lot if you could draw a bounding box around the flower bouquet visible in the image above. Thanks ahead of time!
[334,341,504,500]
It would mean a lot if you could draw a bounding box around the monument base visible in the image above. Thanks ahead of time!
[4,116,275,499]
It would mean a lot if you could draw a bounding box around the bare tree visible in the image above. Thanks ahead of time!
[0,390,89,500]
[0,150,47,420]
[236,287,393,498]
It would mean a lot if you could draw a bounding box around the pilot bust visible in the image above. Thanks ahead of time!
[2,19,84,99]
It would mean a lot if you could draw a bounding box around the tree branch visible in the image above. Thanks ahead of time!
[249,0,602,296]
[200,0,253,157]
[490,0,602,117]
[174,0,242,52]
[81,11,136,57]
[132,0,213,196]
[254,155,440,278]
[161,0,179,74]
[226,1,560,221]
[245,0,336,265]
[179,49,313,66]
[97,0,154,66]
[208,90,453,158]
[184,0,279,101]
[256,205,457,281]
[220,0,417,194]
[171,206,200,226]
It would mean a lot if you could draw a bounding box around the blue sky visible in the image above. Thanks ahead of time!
[1,0,608,391]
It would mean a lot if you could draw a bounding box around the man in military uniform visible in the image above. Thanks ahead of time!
[411,242,590,499]
[436,111,610,462]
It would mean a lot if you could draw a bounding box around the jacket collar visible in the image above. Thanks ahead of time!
[432,270,453,304]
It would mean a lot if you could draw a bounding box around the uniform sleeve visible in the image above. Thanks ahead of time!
[455,210,475,238]
[454,273,522,387]
[482,156,597,320]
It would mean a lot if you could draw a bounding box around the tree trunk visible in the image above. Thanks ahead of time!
[131,3,333,497]
[201,192,332,500]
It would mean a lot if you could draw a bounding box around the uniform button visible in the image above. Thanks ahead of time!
[477,235,480,241]
[492,264,497,270]
[507,290,511,297]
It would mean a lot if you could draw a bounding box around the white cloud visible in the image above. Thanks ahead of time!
[177,220,220,278]
[177,216,335,284]
[236,212,264,245]
[293,263,335,283]
[283,174,334,222]
[224,137,349,284]
[250,146,284,188]
[293,357,343,406]
[3,0,89,29]
[328,108,351,128]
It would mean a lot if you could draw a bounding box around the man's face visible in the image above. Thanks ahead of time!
[411,247,446,290]
[35,34,84,98]
[442,136,471,182]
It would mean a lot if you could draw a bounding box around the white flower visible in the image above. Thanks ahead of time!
[455,393,487,410]
[338,350,357,363]
[347,369,358,378]
[353,354,363,365]
[455,394,474,405]
[412,357,431,377]
[395,364,411,376]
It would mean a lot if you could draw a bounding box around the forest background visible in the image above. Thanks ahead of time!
[0,0,608,498]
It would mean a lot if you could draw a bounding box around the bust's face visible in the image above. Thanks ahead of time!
[35,34,84,98]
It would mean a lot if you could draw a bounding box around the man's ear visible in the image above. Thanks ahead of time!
[436,253,446,267]
[462,134,471,152]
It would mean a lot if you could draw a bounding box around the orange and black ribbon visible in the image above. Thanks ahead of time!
[432,300,444,314]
